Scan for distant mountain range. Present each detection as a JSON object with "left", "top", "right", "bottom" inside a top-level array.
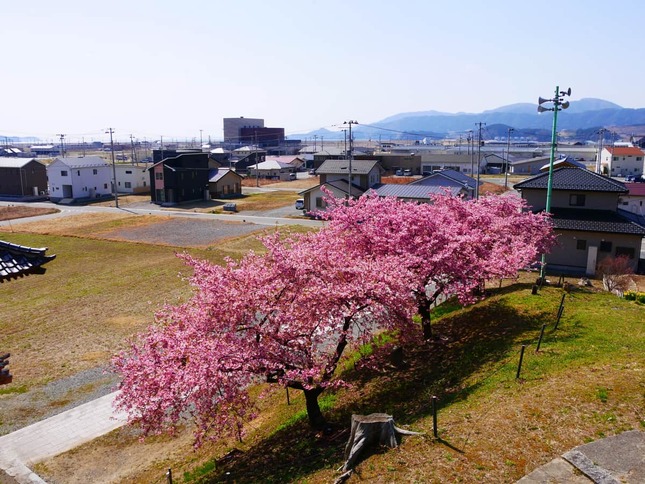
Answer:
[{"left": 295, "top": 98, "right": 645, "bottom": 143}]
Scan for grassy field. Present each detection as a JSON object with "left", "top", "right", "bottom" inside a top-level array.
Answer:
[{"left": 33, "top": 279, "right": 645, "bottom": 483}]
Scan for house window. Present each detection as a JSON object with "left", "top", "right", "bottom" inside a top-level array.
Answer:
[
  {"left": 637, "top": 157, "right": 643, "bottom": 161},
  {"left": 615, "top": 247, "right": 635, "bottom": 259},
  {"left": 125, "top": 170, "right": 132, "bottom": 174},
  {"left": 155, "top": 172, "right": 163, "bottom": 180},
  {"left": 576, "top": 239, "right": 587, "bottom": 250},
  {"left": 93, "top": 169, "right": 98, "bottom": 175},
  {"left": 104, "top": 184, "right": 108, "bottom": 189},
  {"left": 316, "top": 197, "right": 324, "bottom": 208},
  {"left": 61, "top": 170, "right": 68, "bottom": 176},
  {"left": 125, "top": 182, "right": 131, "bottom": 188},
  {"left": 77, "top": 170, "right": 80, "bottom": 176},
  {"left": 569, "top": 194, "right": 586, "bottom": 207},
  {"left": 599, "top": 241, "right": 612, "bottom": 252}
]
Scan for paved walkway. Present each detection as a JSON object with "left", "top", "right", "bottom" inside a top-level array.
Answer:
[
  {"left": 0, "top": 392, "right": 125, "bottom": 484},
  {"left": 518, "top": 430, "right": 645, "bottom": 483}
]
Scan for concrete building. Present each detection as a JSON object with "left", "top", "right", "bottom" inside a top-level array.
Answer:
[
  {"left": 600, "top": 146, "right": 645, "bottom": 177},
  {"left": 223, "top": 117, "right": 264, "bottom": 143}
]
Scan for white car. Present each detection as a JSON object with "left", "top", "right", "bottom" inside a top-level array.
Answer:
[{"left": 295, "top": 199, "right": 305, "bottom": 210}]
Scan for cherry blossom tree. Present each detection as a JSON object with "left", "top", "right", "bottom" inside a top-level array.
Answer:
[
  {"left": 320, "top": 190, "right": 555, "bottom": 339},
  {"left": 113, "top": 230, "right": 418, "bottom": 443}
]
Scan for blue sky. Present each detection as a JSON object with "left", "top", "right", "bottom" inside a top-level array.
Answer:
[{"left": 3, "top": 0, "right": 645, "bottom": 142}]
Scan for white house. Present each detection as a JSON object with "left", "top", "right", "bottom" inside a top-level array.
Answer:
[
  {"left": 47, "top": 156, "right": 112, "bottom": 203},
  {"left": 600, "top": 145, "right": 645, "bottom": 177},
  {"left": 115, "top": 164, "right": 150, "bottom": 194}
]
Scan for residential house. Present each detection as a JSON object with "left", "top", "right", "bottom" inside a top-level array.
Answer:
[
  {"left": 114, "top": 164, "right": 150, "bottom": 194},
  {"left": 618, "top": 183, "right": 645, "bottom": 220},
  {"left": 538, "top": 156, "right": 586, "bottom": 172},
  {"left": 514, "top": 167, "right": 645, "bottom": 275},
  {"left": 0, "top": 157, "right": 48, "bottom": 197},
  {"left": 409, "top": 169, "right": 478, "bottom": 199},
  {"left": 208, "top": 168, "right": 243, "bottom": 199},
  {"left": 247, "top": 159, "right": 296, "bottom": 180},
  {"left": 299, "top": 159, "right": 382, "bottom": 212},
  {"left": 149, "top": 152, "right": 213, "bottom": 205},
  {"left": 369, "top": 183, "right": 463, "bottom": 202},
  {"left": 599, "top": 145, "right": 645, "bottom": 177},
  {"left": 47, "top": 156, "right": 112, "bottom": 203}
]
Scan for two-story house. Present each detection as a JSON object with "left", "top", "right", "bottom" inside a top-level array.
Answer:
[
  {"left": 149, "top": 152, "right": 214, "bottom": 205},
  {"left": 600, "top": 145, "right": 645, "bottom": 178},
  {"left": 514, "top": 167, "right": 645, "bottom": 275},
  {"left": 47, "top": 156, "right": 112, "bottom": 203},
  {"left": 299, "top": 159, "right": 382, "bottom": 212}
]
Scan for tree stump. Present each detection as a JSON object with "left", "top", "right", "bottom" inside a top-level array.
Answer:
[{"left": 341, "top": 413, "right": 422, "bottom": 472}]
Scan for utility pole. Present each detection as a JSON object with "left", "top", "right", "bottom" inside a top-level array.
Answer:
[
  {"left": 313, "top": 135, "right": 318, "bottom": 152},
  {"left": 130, "top": 134, "right": 137, "bottom": 164},
  {"left": 106, "top": 128, "right": 119, "bottom": 208},
  {"left": 57, "top": 134, "right": 65, "bottom": 157},
  {"left": 200, "top": 129, "right": 203, "bottom": 148},
  {"left": 596, "top": 128, "right": 607, "bottom": 174},
  {"left": 475, "top": 122, "right": 485, "bottom": 199},
  {"left": 344, "top": 121, "right": 358, "bottom": 198},
  {"left": 255, "top": 130, "right": 259, "bottom": 187},
  {"left": 504, "top": 127, "right": 514, "bottom": 189},
  {"left": 82, "top": 137, "right": 86, "bottom": 157},
  {"left": 321, "top": 136, "right": 324, "bottom": 152}
]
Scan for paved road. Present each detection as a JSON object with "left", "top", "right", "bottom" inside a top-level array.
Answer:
[
  {"left": 0, "top": 199, "right": 324, "bottom": 230},
  {"left": 0, "top": 392, "right": 125, "bottom": 483}
]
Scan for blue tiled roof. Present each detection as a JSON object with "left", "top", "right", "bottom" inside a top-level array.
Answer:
[
  {"left": 0, "top": 241, "right": 56, "bottom": 281},
  {"left": 514, "top": 167, "right": 627, "bottom": 193}
]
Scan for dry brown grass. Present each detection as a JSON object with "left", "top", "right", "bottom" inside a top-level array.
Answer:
[{"left": 0, "top": 206, "right": 59, "bottom": 221}]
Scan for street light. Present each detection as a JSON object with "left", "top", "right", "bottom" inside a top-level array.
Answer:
[
  {"left": 537, "top": 85, "right": 571, "bottom": 279},
  {"left": 504, "top": 127, "right": 514, "bottom": 189}
]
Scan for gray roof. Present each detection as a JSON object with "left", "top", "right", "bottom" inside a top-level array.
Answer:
[
  {"left": 299, "top": 180, "right": 366, "bottom": 197},
  {"left": 53, "top": 156, "right": 109, "bottom": 168},
  {"left": 208, "top": 168, "right": 241, "bottom": 183},
  {"left": 514, "top": 167, "right": 627, "bottom": 193},
  {"left": 0, "top": 240, "right": 56, "bottom": 280},
  {"left": 550, "top": 208, "right": 645, "bottom": 235},
  {"left": 370, "top": 183, "right": 462, "bottom": 199},
  {"left": 0, "top": 157, "right": 40, "bottom": 169},
  {"left": 412, "top": 169, "right": 477, "bottom": 190},
  {"left": 316, "top": 159, "right": 380, "bottom": 175}
]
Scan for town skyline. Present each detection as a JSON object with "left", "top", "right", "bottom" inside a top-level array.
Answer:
[{"left": 3, "top": 0, "right": 645, "bottom": 141}]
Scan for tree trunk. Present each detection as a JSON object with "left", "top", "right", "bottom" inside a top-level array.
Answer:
[
  {"left": 418, "top": 297, "right": 433, "bottom": 340},
  {"left": 341, "top": 414, "right": 422, "bottom": 471},
  {"left": 303, "top": 387, "right": 326, "bottom": 429}
]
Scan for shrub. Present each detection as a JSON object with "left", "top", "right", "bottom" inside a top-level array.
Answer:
[{"left": 597, "top": 256, "right": 634, "bottom": 293}]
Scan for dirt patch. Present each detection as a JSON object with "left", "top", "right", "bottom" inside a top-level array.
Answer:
[
  {"left": 0, "top": 206, "right": 59, "bottom": 221},
  {"left": 101, "top": 217, "right": 265, "bottom": 248}
]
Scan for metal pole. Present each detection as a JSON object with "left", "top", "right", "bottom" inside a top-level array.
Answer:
[
  {"left": 166, "top": 468, "right": 172, "bottom": 484},
  {"left": 516, "top": 345, "right": 526, "bottom": 379},
  {"left": 431, "top": 395, "right": 438, "bottom": 438},
  {"left": 286, "top": 387, "right": 290, "bottom": 405},
  {"left": 348, "top": 123, "right": 352, "bottom": 199},
  {"left": 540, "top": 86, "right": 560, "bottom": 280},
  {"left": 536, "top": 324, "right": 547, "bottom": 352}
]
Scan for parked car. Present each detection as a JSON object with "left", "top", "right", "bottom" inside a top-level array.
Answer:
[
  {"left": 395, "top": 169, "right": 403, "bottom": 176},
  {"left": 625, "top": 175, "right": 636, "bottom": 182},
  {"left": 295, "top": 199, "right": 305, "bottom": 210},
  {"left": 403, "top": 169, "right": 412, "bottom": 176},
  {"left": 309, "top": 169, "right": 316, "bottom": 175},
  {"left": 289, "top": 173, "right": 297, "bottom": 180}
]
